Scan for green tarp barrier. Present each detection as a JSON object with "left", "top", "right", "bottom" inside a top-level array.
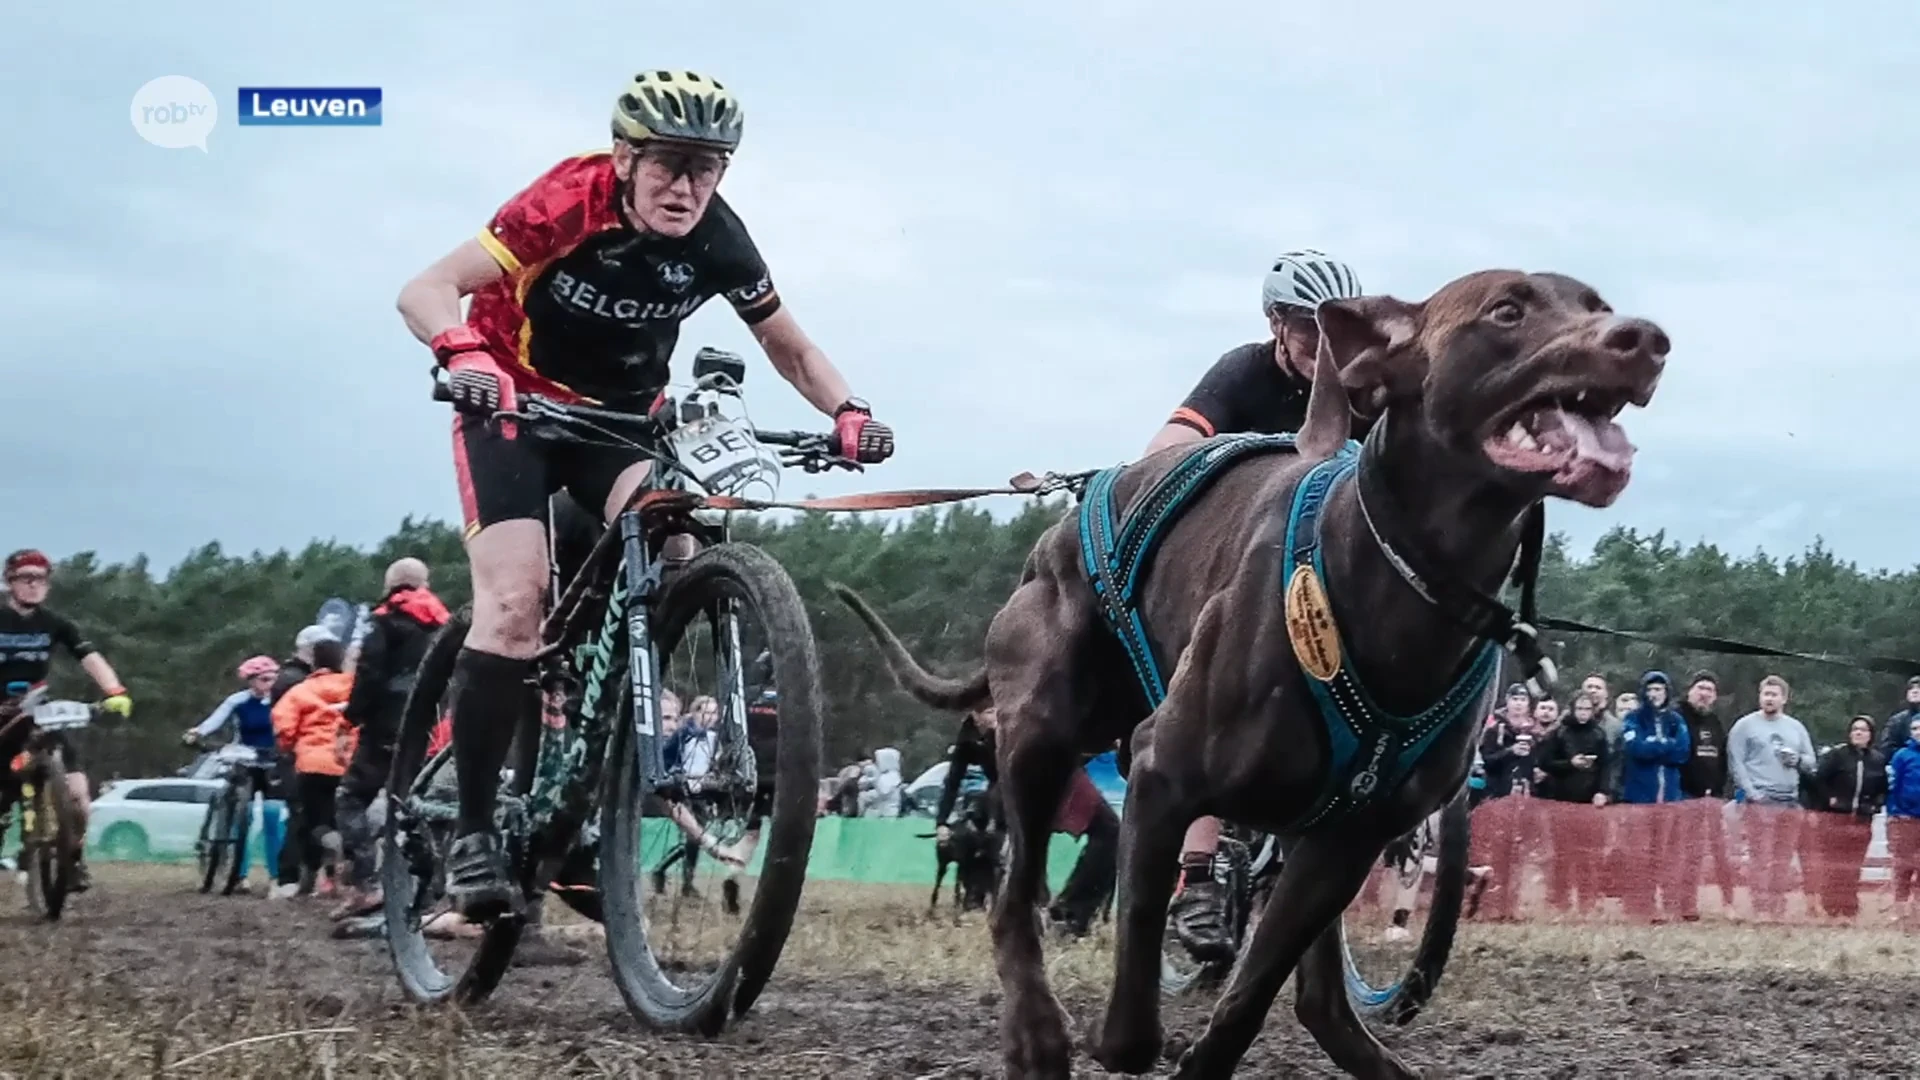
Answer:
[{"left": 84, "top": 815, "right": 1088, "bottom": 890}]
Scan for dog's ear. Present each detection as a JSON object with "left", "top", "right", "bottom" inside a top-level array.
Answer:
[{"left": 1296, "top": 295, "right": 1424, "bottom": 460}]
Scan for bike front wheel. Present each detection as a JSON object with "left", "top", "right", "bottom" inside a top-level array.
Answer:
[
  {"left": 600, "top": 542, "right": 824, "bottom": 1034},
  {"left": 26, "top": 757, "right": 79, "bottom": 921},
  {"left": 1339, "top": 785, "right": 1471, "bottom": 1026}
]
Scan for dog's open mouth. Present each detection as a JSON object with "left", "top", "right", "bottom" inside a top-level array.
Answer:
[{"left": 1482, "top": 387, "right": 1637, "bottom": 507}]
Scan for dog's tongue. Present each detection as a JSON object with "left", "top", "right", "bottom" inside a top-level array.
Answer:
[{"left": 1533, "top": 407, "right": 1634, "bottom": 473}]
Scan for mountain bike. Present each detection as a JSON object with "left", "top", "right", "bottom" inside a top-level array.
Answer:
[
  {"left": 0, "top": 691, "right": 96, "bottom": 921},
  {"left": 384, "top": 348, "right": 844, "bottom": 1034},
  {"left": 190, "top": 741, "right": 267, "bottom": 896},
  {"left": 1160, "top": 786, "right": 1471, "bottom": 1025}
]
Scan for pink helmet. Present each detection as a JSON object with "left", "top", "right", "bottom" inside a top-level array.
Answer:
[{"left": 237, "top": 655, "right": 280, "bottom": 680}]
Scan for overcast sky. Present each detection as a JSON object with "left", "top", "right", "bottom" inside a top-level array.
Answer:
[{"left": 4, "top": 2, "right": 1915, "bottom": 575}]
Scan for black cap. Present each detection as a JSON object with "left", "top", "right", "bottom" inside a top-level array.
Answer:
[
  {"left": 1907, "top": 676, "right": 1920, "bottom": 689},
  {"left": 1505, "top": 682, "right": 1530, "bottom": 699},
  {"left": 1687, "top": 669, "right": 1719, "bottom": 689}
]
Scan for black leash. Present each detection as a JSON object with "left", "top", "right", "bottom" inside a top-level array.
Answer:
[
  {"left": 1349, "top": 416, "right": 1920, "bottom": 681},
  {"left": 1534, "top": 617, "right": 1920, "bottom": 679}
]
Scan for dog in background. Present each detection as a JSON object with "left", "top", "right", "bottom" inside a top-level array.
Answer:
[{"left": 928, "top": 788, "right": 1003, "bottom": 922}]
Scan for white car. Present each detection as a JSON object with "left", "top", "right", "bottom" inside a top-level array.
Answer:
[{"left": 86, "top": 777, "right": 227, "bottom": 861}]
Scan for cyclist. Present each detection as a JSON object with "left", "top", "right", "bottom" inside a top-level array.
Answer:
[
  {"left": 0, "top": 549, "right": 133, "bottom": 892},
  {"left": 395, "top": 68, "right": 896, "bottom": 918},
  {"left": 184, "top": 656, "right": 288, "bottom": 894},
  {"left": 1146, "top": 250, "right": 1366, "bottom": 964}
]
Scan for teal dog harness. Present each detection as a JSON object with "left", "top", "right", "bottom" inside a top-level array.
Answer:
[{"left": 1078, "top": 435, "right": 1499, "bottom": 829}]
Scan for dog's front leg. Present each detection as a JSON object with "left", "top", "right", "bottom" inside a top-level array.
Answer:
[
  {"left": 1086, "top": 728, "right": 1185, "bottom": 1074},
  {"left": 1172, "top": 832, "right": 1381, "bottom": 1080}
]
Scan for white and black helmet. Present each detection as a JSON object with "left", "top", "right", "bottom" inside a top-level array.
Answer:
[{"left": 1261, "top": 250, "right": 1362, "bottom": 315}]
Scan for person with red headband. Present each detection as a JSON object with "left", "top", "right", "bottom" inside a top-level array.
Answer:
[{"left": 1, "top": 549, "right": 133, "bottom": 892}]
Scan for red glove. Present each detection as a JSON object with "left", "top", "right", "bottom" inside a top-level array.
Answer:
[
  {"left": 431, "top": 326, "right": 515, "bottom": 416},
  {"left": 834, "top": 401, "right": 894, "bottom": 464}
]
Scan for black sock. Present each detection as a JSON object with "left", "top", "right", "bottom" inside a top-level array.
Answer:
[
  {"left": 450, "top": 648, "right": 533, "bottom": 837},
  {"left": 1180, "top": 851, "right": 1213, "bottom": 888}
]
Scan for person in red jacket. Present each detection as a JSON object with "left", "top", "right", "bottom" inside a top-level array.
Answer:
[
  {"left": 272, "top": 639, "right": 353, "bottom": 894},
  {"left": 332, "top": 559, "right": 452, "bottom": 919}
]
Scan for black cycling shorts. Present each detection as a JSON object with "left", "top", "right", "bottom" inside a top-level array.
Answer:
[{"left": 450, "top": 411, "right": 652, "bottom": 538}]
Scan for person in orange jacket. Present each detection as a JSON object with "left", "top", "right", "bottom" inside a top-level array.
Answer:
[{"left": 272, "top": 638, "right": 354, "bottom": 894}]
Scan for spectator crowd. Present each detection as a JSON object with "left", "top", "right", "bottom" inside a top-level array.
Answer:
[{"left": 1468, "top": 669, "right": 1920, "bottom": 924}]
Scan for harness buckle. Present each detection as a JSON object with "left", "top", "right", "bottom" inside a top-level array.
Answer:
[{"left": 1504, "top": 621, "right": 1559, "bottom": 695}]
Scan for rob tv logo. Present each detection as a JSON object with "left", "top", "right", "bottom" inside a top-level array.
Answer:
[{"left": 238, "top": 86, "right": 382, "bottom": 126}]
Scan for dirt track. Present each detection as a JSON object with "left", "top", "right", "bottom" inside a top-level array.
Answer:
[{"left": 2, "top": 866, "right": 1917, "bottom": 1078}]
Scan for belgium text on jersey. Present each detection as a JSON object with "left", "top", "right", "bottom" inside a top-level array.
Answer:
[{"left": 236, "top": 87, "right": 382, "bottom": 126}]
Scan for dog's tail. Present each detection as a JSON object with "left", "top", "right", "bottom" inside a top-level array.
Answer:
[{"left": 828, "top": 582, "right": 992, "bottom": 713}]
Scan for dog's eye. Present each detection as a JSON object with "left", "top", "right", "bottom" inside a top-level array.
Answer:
[{"left": 1488, "top": 301, "right": 1524, "bottom": 326}]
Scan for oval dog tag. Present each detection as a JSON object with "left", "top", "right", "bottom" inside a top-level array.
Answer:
[{"left": 1285, "top": 565, "right": 1343, "bottom": 682}]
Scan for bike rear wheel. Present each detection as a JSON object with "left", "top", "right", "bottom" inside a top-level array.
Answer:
[
  {"left": 26, "top": 757, "right": 79, "bottom": 921},
  {"left": 382, "top": 612, "right": 527, "bottom": 1006},
  {"left": 601, "top": 543, "right": 823, "bottom": 1033},
  {"left": 1339, "top": 786, "right": 1470, "bottom": 1025}
]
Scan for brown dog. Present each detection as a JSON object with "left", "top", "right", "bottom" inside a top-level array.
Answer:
[{"left": 835, "top": 270, "right": 1667, "bottom": 1078}]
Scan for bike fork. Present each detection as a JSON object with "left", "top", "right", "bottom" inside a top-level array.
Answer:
[{"left": 619, "top": 513, "right": 667, "bottom": 790}]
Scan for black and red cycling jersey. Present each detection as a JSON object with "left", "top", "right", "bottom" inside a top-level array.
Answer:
[
  {"left": 467, "top": 151, "right": 783, "bottom": 410},
  {"left": 0, "top": 605, "right": 93, "bottom": 696},
  {"left": 1166, "top": 340, "right": 1312, "bottom": 438}
]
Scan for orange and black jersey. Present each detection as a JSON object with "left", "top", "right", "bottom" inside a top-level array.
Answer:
[
  {"left": 467, "top": 152, "right": 782, "bottom": 409},
  {"left": 1166, "top": 340, "right": 1316, "bottom": 438}
]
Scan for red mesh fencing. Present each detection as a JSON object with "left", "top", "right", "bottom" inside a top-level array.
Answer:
[{"left": 1461, "top": 797, "right": 1920, "bottom": 926}]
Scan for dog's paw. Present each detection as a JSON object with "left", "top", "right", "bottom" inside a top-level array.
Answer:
[
  {"left": 1084, "top": 1014, "right": 1163, "bottom": 1075},
  {"left": 1000, "top": 995, "right": 1074, "bottom": 1079}
]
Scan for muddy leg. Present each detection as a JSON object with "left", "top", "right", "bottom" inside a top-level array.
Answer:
[
  {"left": 992, "top": 719, "right": 1079, "bottom": 1079},
  {"left": 1294, "top": 926, "right": 1419, "bottom": 1080},
  {"left": 1171, "top": 832, "right": 1382, "bottom": 1080},
  {"left": 1086, "top": 733, "right": 1186, "bottom": 1074}
]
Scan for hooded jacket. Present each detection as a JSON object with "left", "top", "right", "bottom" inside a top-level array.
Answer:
[
  {"left": 1888, "top": 739, "right": 1920, "bottom": 819},
  {"left": 859, "top": 747, "right": 904, "bottom": 817},
  {"left": 273, "top": 669, "right": 355, "bottom": 777},
  {"left": 1620, "top": 671, "right": 1691, "bottom": 804},
  {"left": 1815, "top": 742, "right": 1888, "bottom": 818},
  {"left": 343, "top": 586, "right": 451, "bottom": 739}
]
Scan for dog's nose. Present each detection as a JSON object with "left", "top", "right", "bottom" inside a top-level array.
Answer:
[{"left": 1599, "top": 317, "right": 1670, "bottom": 362}]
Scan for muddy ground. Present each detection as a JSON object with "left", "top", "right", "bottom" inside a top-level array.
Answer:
[{"left": 1, "top": 866, "right": 1917, "bottom": 1078}]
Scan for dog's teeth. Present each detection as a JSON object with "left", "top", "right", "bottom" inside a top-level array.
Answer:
[
  {"left": 1506, "top": 422, "right": 1538, "bottom": 451},
  {"left": 1575, "top": 390, "right": 1588, "bottom": 405}
]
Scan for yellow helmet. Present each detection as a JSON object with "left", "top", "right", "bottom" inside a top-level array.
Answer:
[{"left": 612, "top": 70, "right": 744, "bottom": 151}]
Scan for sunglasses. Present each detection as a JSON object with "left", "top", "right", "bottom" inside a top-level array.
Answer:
[
  {"left": 634, "top": 146, "right": 727, "bottom": 184},
  {"left": 6, "top": 573, "right": 49, "bottom": 586}
]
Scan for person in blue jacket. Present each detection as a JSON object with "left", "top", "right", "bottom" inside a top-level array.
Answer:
[
  {"left": 1620, "top": 671, "right": 1692, "bottom": 804},
  {"left": 1886, "top": 716, "right": 1920, "bottom": 920},
  {"left": 1618, "top": 671, "right": 1696, "bottom": 919}
]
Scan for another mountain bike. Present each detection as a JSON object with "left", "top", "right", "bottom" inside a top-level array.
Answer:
[
  {"left": 1161, "top": 786, "right": 1471, "bottom": 1026},
  {"left": 191, "top": 741, "right": 265, "bottom": 896},
  {"left": 384, "top": 348, "right": 843, "bottom": 1034},
  {"left": 1, "top": 692, "right": 96, "bottom": 921}
]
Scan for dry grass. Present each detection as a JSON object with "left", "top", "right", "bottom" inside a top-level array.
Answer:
[{"left": 0, "top": 866, "right": 1915, "bottom": 1078}]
